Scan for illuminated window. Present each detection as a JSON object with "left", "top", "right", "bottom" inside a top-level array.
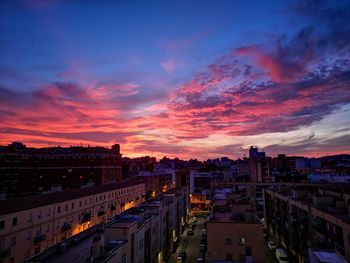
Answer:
[{"left": 239, "top": 236, "right": 246, "bottom": 245}]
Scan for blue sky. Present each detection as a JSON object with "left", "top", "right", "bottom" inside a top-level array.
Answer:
[{"left": 0, "top": 0, "right": 349, "bottom": 159}]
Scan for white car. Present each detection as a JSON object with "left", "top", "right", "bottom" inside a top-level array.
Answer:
[
  {"left": 267, "top": 240, "right": 277, "bottom": 250},
  {"left": 275, "top": 248, "right": 289, "bottom": 263}
]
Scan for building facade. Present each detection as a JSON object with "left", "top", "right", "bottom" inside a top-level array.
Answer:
[
  {"left": 137, "top": 171, "right": 173, "bottom": 197},
  {"left": 0, "top": 181, "right": 145, "bottom": 263},
  {"left": 207, "top": 190, "right": 265, "bottom": 263},
  {"left": 264, "top": 187, "right": 350, "bottom": 262},
  {"left": 104, "top": 187, "right": 189, "bottom": 263},
  {"left": 0, "top": 142, "right": 123, "bottom": 199}
]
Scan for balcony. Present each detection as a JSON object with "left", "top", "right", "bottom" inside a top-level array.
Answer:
[
  {"left": 110, "top": 205, "right": 116, "bottom": 211},
  {"left": 81, "top": 212, "right": 91, "bottom": 223},
  {"left": 33, "top": 234, "right": 46, "bottom": 244},
  {"left": 61, "top": 222, "right": 72, "bottom": 232},
  {"left": 98, "top": 210, "right": 105, "bottom": 217}
]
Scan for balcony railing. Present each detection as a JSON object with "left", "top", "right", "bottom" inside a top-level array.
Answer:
[
  {"left": 61, "top": 222, "right": 72, "bottom": 232},
  {"left": 33, "top": 234, "right": 46, "bottom": 244},
  {"left": 81, "top": 212, "right": 91, "bottom": 223}
]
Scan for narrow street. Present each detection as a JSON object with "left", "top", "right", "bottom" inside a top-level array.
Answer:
[{"left": 167, "top": 217, "right": 205, "bottom": 263}]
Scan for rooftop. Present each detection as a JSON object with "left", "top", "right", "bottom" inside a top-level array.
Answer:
[
  {"left": 0, "top": 180, "right": 143, "bottom": 216},
  {"left": 311, "top": 249, "right": 348, "bottom": 263},
  {"left": 266, "top": 186, "right": 350, "bottom": 223}
]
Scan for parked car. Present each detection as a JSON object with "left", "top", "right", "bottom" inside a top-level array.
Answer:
[
  {"left": 199, "top": 243, "right": 207, "bottom": 253},
  {"left": 177, "top": 256, "right": 184, "bottom": 263},
  {"left": 201, "top": 229, "right": 207, "bottom": 238},
  {"left": 197, "top": 257, "right": 204, "bottom": 262},
  {"left": 275, "top": 248, "right": 289, "bottom": 263},
  {"left": 268, "top": 240, "right": 277, "bottom": 250},
  {"left": 187, "top": 229, "right": 194, "bottom": 236},
  {"left": 178, "top": 250, "right": 187, "bottom": 260}
]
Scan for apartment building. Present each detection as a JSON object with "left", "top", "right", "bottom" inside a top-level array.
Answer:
[
  {"left": 105, "top": 187, "right": 189, "bottom": 263},
  {"left": 264, "top": 186, "right": 350, "bottom": 262},
  {"left": 207, "top": 190, "right": 265, "bottom": 263},
  {"left": 0, "top": 181, "right": 145, "bottom": 263},
  {"left": 0, "top": 142, "right": 123, "bottom": 199},
  {"left": 29, "top": 186, "right": 189, "bottom": 263},
  {"left": 137, "top": 171, "right": 173, "bottom": 196}
]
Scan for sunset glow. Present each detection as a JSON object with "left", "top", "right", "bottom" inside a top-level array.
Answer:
[{"left": 1, "top": 0, "right": 349, "bottom": 159}]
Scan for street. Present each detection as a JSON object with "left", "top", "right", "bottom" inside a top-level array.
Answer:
[{"left": 167, "top": 217, "right": 205, "bottom": 263}]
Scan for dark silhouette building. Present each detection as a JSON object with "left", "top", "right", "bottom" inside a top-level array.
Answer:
[{"left": 0, "top": 142, "right": 122, "bottom": 199}]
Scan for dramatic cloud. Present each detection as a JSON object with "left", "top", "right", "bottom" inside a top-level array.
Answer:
[{"left": 1, "top": 0, "right": 349, "bottom": 159}]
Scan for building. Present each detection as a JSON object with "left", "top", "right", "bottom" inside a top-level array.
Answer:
[
  {"left": 0, "top": 181, "right": 145, "bottom": 263},
  {"left": 207, "top": 189, "right": 265, "bottom": 263},
  {"left": 190, "top": 171, "right": 214, "bottom": 195},
  {"left": 105, "top": 187, "right": 189, "bottom": 263},
  {"left": 0, "top": 142, "right": 123, "bottom": 199},
  {"left": 137, "top": 171, "right": 173, "bottom": 197},
  {"left": 175, "top": 169, "right": 190, "bottom": 188},
  {"left": 249, "top": 146, "right": 271, "bottom": 182},
  {"left": 236, "top": 158, "right": 250, "bottom": 181},
  {"left": 264, "top": 185, "right": 350, "bottom": 262},
  {"left": 30, "top": 187, "right": 189, "bottom": 263},
  {"left": 190, "top": 193, "right": 210, "bottom": 210}
]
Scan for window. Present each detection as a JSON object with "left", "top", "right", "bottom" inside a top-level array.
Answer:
[
  {"left": 57, "top": 206, "right": 61, "bottom": 213},
  {"left": 0, "top": 220, "right": 5, "bottom": 230},
  {"left": 12, "top": 217, "right": 17, "bottom": 226},
  {"left": 71, "top": 203, "right": 75, "bottom": 209},
  {"left": 28, "top": 213, "right": 32, "bottom": 222},
  {"left": 225, "top": 236, "right": 232, "bottom": 245},
  {"left": 46, "top": 225, "right": 50, "bottom": 233},
  {"left": 10, "top": 236, "right": 16, "bottom": 246},
  {"left": 38, "top": 211, "right": 42, "bottom": 219},
  {"left": 79, "top": 201, "right": 82, "bottom": 207},
  {"left": 65, "top": 204, "right": 68, "bottom": 211},
  {"left": 85, "top": 200, "right": 87, "bottom": 205},
  {"left": 47, "top": 208, "right": 51, "bottom": 216},
  {"left": 121, "top": 254, "right": 127, "bottom": 263},
  {"left": 239, "top": 236, "right": 246, "bottom": 245}
]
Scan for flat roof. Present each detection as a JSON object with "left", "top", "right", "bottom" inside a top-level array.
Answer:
[
  {"left": 47, "top": 233, "right": 100, "bottom": 263},
  {"left": 312, "top": 250, "right": 346, "bottom": 263},
  {"left": 0, "top": 180, "right": 144, "bottom": 216}
]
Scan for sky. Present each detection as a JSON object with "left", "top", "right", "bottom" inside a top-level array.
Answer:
[{"left": 0, "top": 0, "right": 349, "bottom": 160}]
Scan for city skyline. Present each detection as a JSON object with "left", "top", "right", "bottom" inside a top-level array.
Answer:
[{"left": 1, "top": 0, "right": 350, "bottom": 160}]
